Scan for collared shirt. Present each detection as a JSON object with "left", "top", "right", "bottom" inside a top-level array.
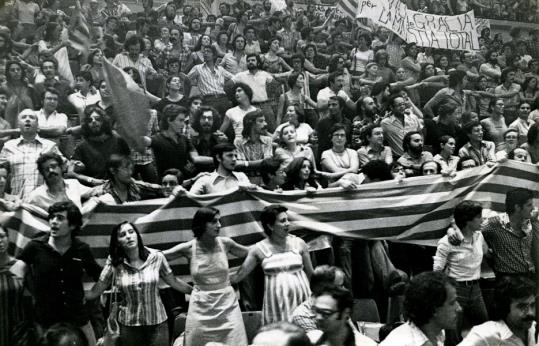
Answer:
[
  {"left": 397, "top": 151, "right": 434, "bottom": 176},
  {"left": 433, "top": 154, "right": 459, "bottom": 175},
  {"left": 357, "top": 145, "right": 393, "bottom": 167},
  {"left": 232, "top": 70, "right": 274, "bottom": 102},
  {"left": 458, "top": 141, "right": 496, "bottom": 166},
  {"left": 67, "top": 91, "right": 101, "bottom": 118},
  {"left": 482, "top": 213, "right": 535, "bottom": 275},
  {"left": 381, "top": 113, "right": 423, "bottom": 157},
  {"left": 425, "top": 87, "right": 465, "bottom": 113},
  {"left": 460, "top": 320, "right": 538, "bottom": 346},
  {"left": 189, "top": 171, "right": 250, "bottom": 195},
  {"left": 112, "top": 53, "right": 156, "bottom": 89},
  {"left": 26, "top": 179, "right": 94, "bottom": 211},
  {"left": 220, "top": 52, "right": 247, "bottom": 75},
  {"left": 98, "top": 250, "right": 172, "bottom": 326},
  {"left": 236, "top": 136, "right": 273, "bottom": 162},
  {"left": 494, "top": 83, "right": 521, "bottom": 109},
  {"left": 433, "top": 232, "right": 485, "bottom": 281},
  {"left": 187, "top": 63, "right": 234, "bottom": 96},
  {"left": 380, "top": 321, "right": 445, "bottom": 346},
  {"left": 316, "top": 87, "right": 351, "bottom": 120},
  {"left": 18, "top": 236, "right": 102, "bottom": 327},
  {"left": 35, "top": 109, "right": 68, "bottom": 144},
  {"left": 88, "top": 179, "right": 164, "bottom": 204},
  {"left": 509, "top": 117, "right": 532, "bottom": 146},
  {"left": 290, "top": 298, "right": 316, "bottom": 332},
  {"left": 0, "top": 135, "right": 63, "bottom": 198}
]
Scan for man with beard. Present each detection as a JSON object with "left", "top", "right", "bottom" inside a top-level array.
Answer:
[
  {"left": 0, "top": 109, "right": 63, "bottom": 198},
  {"left": 458, "top": 121, "right": 496, "bottom": 166},
  {"left": 316, "top": 72, "right": 356, "bottom": 121},
  {"left": 381, "top": 94, "right": 423, "bottom": 157},
  {"left": 33, "top": 58, "right": 74, "bottom": 114},
  {"left": 72, "top": 106, "right": 131, "bottom": 180},
  {"left": 169, "top": 28, "right": 192, "bottom": 72},
  {"left": 232, "top": 54, "right": 277, "bottom": 132},
  {"left": 26, "top": 152, "right": 94, "bottom": 213},
  {"left": 459, "top": 276, "right": 536, "bottom": 345},
  {"left": 397, "top": 131, "right": 433, "bottom": 177},
  {"left": 380, "top": 272, "right": 461, "bottom": 346},
  {"left": 191, "top": 105, "right": 228, "bottom": 159},
  {"left": 479, "top": 50, "right": 502, "bottom": 88},
  {"left": 235, "top": 110, "right": 273, "bottom": 185},
  {"left": 351, "top": 96, "right": 381, "bottom": 149}
]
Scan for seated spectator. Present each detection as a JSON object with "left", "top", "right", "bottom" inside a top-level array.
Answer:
[
  {"left": 494, "top": 68, "right": 521, "bottom": 125},
  {"left": 521, "top": 123, "right": 539, "bottom": 163},
  {"left": 495, "top": 128, "right": 519, "bottom": 161},
  {"left": 458, "top": 121, "right": 496, "bottom": 167},
  {"left": 38, "top": 323, "right": 89, "bottom": 346},
  {"left": 282, "top": 157, "right": 321, "bottom": 191},
  {"left": 380, "top": 271, "right": 461, "bottom": 345},
  {"left": 357, "top": 124, "right": 392, "bottom": 168},
  {"left": 424, "top": 102, "right": 461, "bottom": 154},
  {"left": 72, "top": 106, "right": 130, "bottom": 180},
  {"left": 433, "top": 135, "right": 459, "bottom": 177},
  {"left": 68, "top": 72, "right": 101, "bottom": 121},
  {"left": 317, "top": 96, "right": 353, "bottom": 158},
  {"left": 509, "top": 102, "right": 533, "bottom": 145},
  {"left": 274, "top": 123, "right": 316, "bottom": 171},
  {"left": 252, "top": 322, "right": 312, "bottom": 346},
  {"left": 310, "top": 286, "right": 377, "bottom": 345},
  {"left": 0, "top": 162, "right": 19, "bottom": 212},
  {"left": 457, "top": 156, "right": 478, "bottom": 170},
  {"left": 320, "top": 124, "right": 359, "bottom": 183},
  {"left": 397, "top": 131, "right": 434, "bottom": 177},
  {"left": 459, "top": 276, "right": 536, "bottom": 345},
  {"left": 273, "top": 105, "right": 314, "bottom": 146},
  {"left": 88, "top": 154, "right": 165, "bottom": 204},
  {"left": 507, "top": 147, "right": 531, "bottom": 162},
  {"left": 420, "top": 160, "right": 441, "bottom": 176},
  {"left": 190, "top": 105, "right": 228, "bottom": 160},
  {"left": 35, "top": 87, "right": 68, "bottom": 146}
]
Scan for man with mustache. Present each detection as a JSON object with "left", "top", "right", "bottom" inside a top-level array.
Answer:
[
  {"left": 397, "top": 131, "right": 433, "bottom": 177},
  {"left": 459, "top": 276, "right": 536, "bottom": 345},
  {"left": 479, "top": 50, "right": 502, "bottom": 88},
  {"left": 458, "top": 121, "right": 496, "bottom": 166},
  {"left": 26, "top": 152, "right": 95, "bottom": 213}
]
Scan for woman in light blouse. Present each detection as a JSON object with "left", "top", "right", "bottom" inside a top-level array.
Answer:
[
  {"left": 86, "top": 222, "right": 192, "bottom": 346},
  {"left": 320, "top": 123, "right": 359, "bottom": 183},
  {"left": 433, "top": 135, "right": 459, "bottom": 176},
  {"left": 433, "top": 201, "right": 489, "bottom": 342}
]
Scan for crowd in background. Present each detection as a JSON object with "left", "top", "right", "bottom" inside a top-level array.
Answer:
[{"left": 0, "top": 0, "right": 539, "bottom": 344}]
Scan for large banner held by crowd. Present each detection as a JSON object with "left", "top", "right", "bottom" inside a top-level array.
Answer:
[
  {"left": 3, "top": 162, "right": 538, "bottom": 277},
  {"left": 357, "top": 0, "right": 480, "bottom": 50}
]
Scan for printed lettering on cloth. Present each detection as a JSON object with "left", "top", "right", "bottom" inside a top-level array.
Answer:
[
  {"left": 357, "top": 0, "right": 480, "bottom": 50},
  {"left": 4, "top": 162, "right": 539, "bottom": 279},
  {"left": 102, "top": 57, "right": 150, "bottom": 153}
]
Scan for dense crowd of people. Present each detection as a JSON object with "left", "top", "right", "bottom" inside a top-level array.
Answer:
[{"left": 0, "top": 0, "right": 539, "bottom": 345}]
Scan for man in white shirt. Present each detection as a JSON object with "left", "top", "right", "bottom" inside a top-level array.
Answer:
[
  {"left": 380, "top": 271, "right": 461, "bottom": 346},
  {"left": 67, "top": 71, "right": 101, "bottom": 121},
  {"left": 459, "top": 276, "right": 536, "bottom": 346},
  {"left": 35, "top": 88, "right": 68, "bottom": 145},
  {"left": 189, "top": 142, "right": 252, "bottom": 195}
]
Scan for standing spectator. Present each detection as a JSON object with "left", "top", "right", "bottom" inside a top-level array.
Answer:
[
  {"left": 112, "top": 36, "right": 157, "bottom": 91},
  {"left": 235, "top": 110, "right": 273, "bottom": 185},
  {"left": 521, "top": 123, "right": 539, "bottom": 163},
  {"left": 316, "top": 72, "right": 355, "bottom": 121},
  {"left": 509, "top": 102, "right": 533, "bottom": 145},
  {"left": 433, "top": 201, "right": 489, "bottom": 341},
  {"left": 424, "top": 70, "right": 469, "bottom": 119},
  {"left": 220, "top": 83, "right": 257, "bottom": 145},
  {"left": 0, "top": 109, "right": 63, "bottom": 198},
  {"left": 349, "top": 32, "right": 374, "bottom": 78},
  {"left": 232, "top": 204, "right": 313, "bottom": 324},
  {"left": 380, "top": 271, "right": 461, "bottom": 346},
  {"left": 86, "top": 221, "right": 192, "bottom": 346},
  {"left": 35, "top": 88, "right": 68, "bottom": 146},
  {"left": 17, "top": 202, "right": 102, "bottom": 345},
  {"left": 494, "top": 68, "right": 522, "bottom": 125},
  {"left": 317, "top": 97, "right": 352, "bottom": 157},
  {"left": 519, "top": 76, "right": 539, "bottom": 104},
  {"left": 401, "top": 42, "right": 421, "bottom": 82},
  {"left": 13, "top": 0, "right": 40, "bottom": 42},
  {"left": 3, "top": 61, "right": 39, "bottom": 128},
  {"left": 275, "top": 73, "right": 316, "bottom": 127},
  {"left": 479, "top": 50, "right": 502, "bottom": 88},
  {"left": 424, "top": 102, "right": 461, "bottom": 154},
  {"left": 458, "top": 121, "right": 496, "bottom": 166},
  {"left": 33, "top": 58, "right": 73, "bottom": 115},
  {"left": 220, "top": 34, "right": 247, "bottom": 75},
  {"left": 381, "top": 94, "right": 423, "bottom": 157},
  {"left": 163, "top": 207, "right": 249, "bottom": 346},
  {"left": 67, "top": 72, "right": 101, "bottom": 121},
  {"left": 187, "top": 45, "right": 234, "bottom": 118},
  {"left": 481, "top": 98, "right": 508, "bottom": 151}
]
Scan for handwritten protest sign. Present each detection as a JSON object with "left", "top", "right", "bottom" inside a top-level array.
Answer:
[{"left": 357, "top": 0, "right": 480, "bottom": 50}]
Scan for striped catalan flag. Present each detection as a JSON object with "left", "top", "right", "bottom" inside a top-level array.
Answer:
[
  {"left": 337, "top": 0, "right": 359, "bottom": 19},
  {"left": 3, "top": 161, "right": 539, "bottom": 279}
]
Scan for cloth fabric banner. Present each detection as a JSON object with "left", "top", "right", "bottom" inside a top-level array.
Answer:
[
  {"left": 357, "top": 0, "right": 480, "bottom": 50},
  {"left": 102, "top": 57, "right": 150, "bottom": 153},
  {"left": 53, "top": 47, "right": 74, "bottom": 84},
  {"left": 3, "top": 162, "right": 538, "bottom": 278},
  {"left": 337, "top": 0, "right": 359, "bottom": 19}
]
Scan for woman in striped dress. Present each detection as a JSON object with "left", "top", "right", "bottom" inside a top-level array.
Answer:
[{"left": 232, "top": 205, "right": 313, "bottom": 324}]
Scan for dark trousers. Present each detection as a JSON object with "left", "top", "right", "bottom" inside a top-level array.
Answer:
[{"left": 119, "top": 321, "right": 168, "bottom": 346}]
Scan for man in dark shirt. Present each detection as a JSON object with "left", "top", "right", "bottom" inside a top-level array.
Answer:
[
  {"left": 424, "top": 101, "right": 461, "bottom": 154},
  {"left": 72, "top": 105, "right": 131, "bottom": 179},
  {"left": 316, "top": 96, "right": 352, "bottom": 161},
  {"left": 17, "top": 201, "right": 101, "bottom": 345}
]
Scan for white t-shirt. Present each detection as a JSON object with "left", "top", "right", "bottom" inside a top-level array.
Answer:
[
  {"left": 273, "top": 122, "right": 313, "bottom": 145},
  {"left": 224, "top": 105, "right": 258, "bottom": 142}
]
